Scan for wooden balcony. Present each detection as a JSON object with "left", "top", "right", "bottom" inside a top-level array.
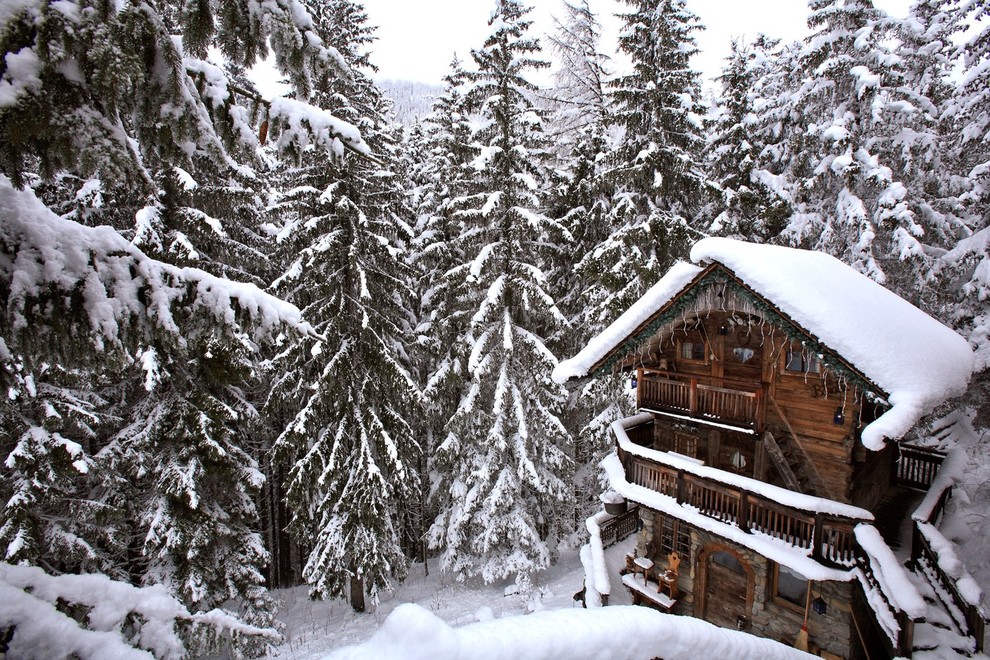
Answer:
[
  {"left": 617, "top": 442, "right": 865, "bottom": 566},
  {"left": 636, "top": 370, "right": 765, "bottom": 433}
]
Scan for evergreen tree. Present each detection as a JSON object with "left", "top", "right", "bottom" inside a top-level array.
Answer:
[
  {"left": 267, "top": 0, "right": 420, "bottom": 610},
  {"left": 427, "top": 0, "right": 573, "bottom": 590},
  {"left": 576, "top": 0, "right": 710, "bottom": 329},
  {"left": 0, "top": 0, "right": 366, "bottom": 645},
  {"left": 705, "top": 38, "right": 791, "bottom": 242},
  {"left": 784, "top": 0, "right": 948, "bottom": 298}
]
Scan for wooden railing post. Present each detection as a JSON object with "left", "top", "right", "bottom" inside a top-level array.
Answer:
[
  {"left": 688, "top": 378, "right": 698, "bottom": 416},
  {"left": 676, "top": 469, "right": 686, "bottom": 505},
  {"left": 812, "top": 513, "right": 824, "bottom": 562},
  {"left": 739, "top": 490, "right": 750, "bottom": 533},
  {"left": 897, "top": 609, "right": 915, "bottom": 658},
  {"left": 636, "top": 367, "right": 643, "bottom": 409},
  {"left": 754, "top": 388, "right": 765, "bottom": 433}
]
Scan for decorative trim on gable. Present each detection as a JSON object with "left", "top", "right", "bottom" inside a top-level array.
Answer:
[{"left": 587, "top": 264, "right": 888, "bottom": 403}]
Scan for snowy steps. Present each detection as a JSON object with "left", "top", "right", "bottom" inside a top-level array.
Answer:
[{"left": 906, "top": 560, "right": 979, "bottom": 657}]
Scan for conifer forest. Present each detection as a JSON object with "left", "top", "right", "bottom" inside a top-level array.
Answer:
[{"left": 1, "top": 0, "right": 990, "bottom": 656}]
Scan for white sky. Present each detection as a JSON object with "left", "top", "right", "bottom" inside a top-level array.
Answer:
[{"left": 360, "top": 0, "right": 912, "bottom": 87}]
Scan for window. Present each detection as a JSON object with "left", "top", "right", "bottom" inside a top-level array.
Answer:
[
  {"left": 772, "top": 564, "right": 808, "bottom": 608},
  {"left": 655, "top": 513, "right": 691, "bottom": 559},
  {"left": 673, "top": 432, "right": 698, "bottom": 458},
  {"left": 712, "top": 550, "right": 744, "bottom": 573},
  {"left": 680, "top": 341, "right": 706, "bottom": 361},
  {"left": 785, "top": 350, "right": 821, "bottom": 374}
]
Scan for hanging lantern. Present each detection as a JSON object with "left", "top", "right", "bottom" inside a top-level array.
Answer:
[
  {"left": 833, "top": 407, "right": 845, "bottom": 425},
  {"left": 812, "top": 596, "right": 828, "bottom": 615},
  {"left": 630, "top": 374, "right": 638, "bottom": 389}
]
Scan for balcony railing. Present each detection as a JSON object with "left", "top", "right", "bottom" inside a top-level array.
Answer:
[
  {"left": 612, "top": 414, "right": 928, "bottom": 656},
  {"left": 621, "top": 448, "right": 861, "bottom": 565},
  {"left": 636, "top": 370, "right": 764, "bottom": 432}
]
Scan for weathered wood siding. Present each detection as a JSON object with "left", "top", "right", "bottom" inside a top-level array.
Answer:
[{"left": 626, "top": 309, "right": 870, "bottom": 503}]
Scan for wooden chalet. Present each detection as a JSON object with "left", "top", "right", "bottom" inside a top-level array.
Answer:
[{"left": 556, "top": 238, "right": 983, "bottom": 659}]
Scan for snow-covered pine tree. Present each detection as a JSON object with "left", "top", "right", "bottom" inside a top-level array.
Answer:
[
  {"left": 267, "top": 0, "right": 420, "bottom": 611},
  {"left": 0, "top": 0, "right": 367, "bottom": 646},
  {"left": 427, "top": 0, "right": 573, "bottom": 591},
  {"left": 705, "top": 38, "right": 792, "bottom": 242},
  {"left": 541, "top": 0, "right": 628, "bottom": 530},
  {"left": 784, "top": 0, "right": 949, "bottom": 299},
  {"left": 953, "top": 0, "right": 990, "bottom": 219},
  {"left": 543, "top": 0, "right": 612, "bottom": 167},
  {"left": 576, "top": 0, "right": 711, "bottom": 329},
  {"left": 405, "top": 58, "right": 481, "bottom": 572},
  {"left": 933, "top": 1, "right": 990, "bottom": 376}
]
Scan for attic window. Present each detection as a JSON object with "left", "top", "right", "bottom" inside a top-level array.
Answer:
[
  {"left": 785, "top": 350, "right": 821, "bottom": 374},
  {"left": 679, "top": 341, "right": 706, "bottom": 362}
]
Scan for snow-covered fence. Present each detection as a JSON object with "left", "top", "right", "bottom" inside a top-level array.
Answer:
[
  {"left": 583, "top": 506, "right": 639, "bottom": 608},
  {"left": 909, "top": 448, "right": 987, "bottom": 653},
  {"left": 852, "top": 525, "right": 927, "bottom": 656}
]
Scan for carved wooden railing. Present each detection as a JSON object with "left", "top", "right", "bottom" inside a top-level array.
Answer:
[
  {"left": 637, "top": 370, "right": 765, "bottom": 432},
  {"left": 620, "top": 447, "right": 861, "bottom": 565}
]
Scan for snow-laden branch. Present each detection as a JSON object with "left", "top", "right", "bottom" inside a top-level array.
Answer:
[
  {"left": 0, "top": 176, "right": 314, "bottom": 350},
  {"left": 0, "top": 563, "right": 280, "bottom": 659}
]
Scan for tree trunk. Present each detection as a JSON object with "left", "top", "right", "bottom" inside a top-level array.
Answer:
[{"left": 350, "top": 572, "right": 365, "bottom": 612}]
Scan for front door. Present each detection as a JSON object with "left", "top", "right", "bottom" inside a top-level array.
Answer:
[{"left": 702, "top": 549, "right": 752, "bottom": 630}]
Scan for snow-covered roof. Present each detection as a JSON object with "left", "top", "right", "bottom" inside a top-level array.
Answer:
[{"left": 554, "top": 238, "right": 974, "bottom": 450}]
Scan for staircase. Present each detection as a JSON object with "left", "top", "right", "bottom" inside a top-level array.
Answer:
[
  {"left": 763, "top": 398, "right": 834, "bottom": 499},
  {"left": 762, "top": 428, "right": 832, "bottom": 499},
  {"left": 907, "top": 559, "right": 981, "bottom": 658}
]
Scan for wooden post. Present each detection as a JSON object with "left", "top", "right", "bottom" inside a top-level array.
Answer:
[
  {"left": 812, "top": 513, "right": 824, "bottom": 562},
  {"left": 968, "top": 604, "right": 986, "bottom": 654},
  {"left": 739, "top": 490, "right": 751, "bottom": 533},
  {"left": 689, "top": 378, "right": 698, "bottom": 416},
  {"left": 897, "top": 609, "right": 914, "bottom": 658},
  {"left": 636, "top": 367, "right": 643, "bottom": 409},
  {"left": 754, "top": 388, "right": 765, "bottom": 433},
  {"left": 676, "top": 469, "right": 686, "bottom": 505}
]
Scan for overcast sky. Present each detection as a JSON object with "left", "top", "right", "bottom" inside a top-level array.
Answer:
[{"left": 359, "top": 0, "right": 912, "bottom": 87}]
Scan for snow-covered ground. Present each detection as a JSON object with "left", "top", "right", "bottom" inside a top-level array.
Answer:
[{"left": 272, "top": 538, "right": 635, "bottom": 658}]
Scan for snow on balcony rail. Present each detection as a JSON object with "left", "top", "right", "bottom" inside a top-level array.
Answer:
[
  {"left": 612, "top": 414, "right": 873, "bottom": 520},
  {"left": 583, "top": 511, "right": 611, "bottom": 607},
  {"left": 327, "top": 602, "right": 815, "bottom": 660}
]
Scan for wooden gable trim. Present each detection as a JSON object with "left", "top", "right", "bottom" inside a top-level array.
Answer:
[
  {"left": 586, "top": 263, "right": 889, "bottom": 402},
  {"left": 583, "top": 264, "right": 717, "bottom": 377}
]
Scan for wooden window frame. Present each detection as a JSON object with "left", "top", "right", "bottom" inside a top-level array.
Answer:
[
  {"left": 677, "top": 337, "right": 708, "bottom": 364},
  {"left": 655, "top": 512, "right": 691, "bottom": 559},
  {"left": 770, "top": 562, "right": 808, "bottom": 613},
  {"left": 672, "top": 431, "right": 698, "bottom": 459},
  {"left": 783, "top": 348, "right": 822, "bottom": 375}
]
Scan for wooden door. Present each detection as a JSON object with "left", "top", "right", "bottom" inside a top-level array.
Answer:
[{"left": 702, "top": 549, "right": 752, "bottom": 629}]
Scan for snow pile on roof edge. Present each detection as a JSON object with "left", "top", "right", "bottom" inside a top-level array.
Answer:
[{"left": 324, "top": 602, "right": 814, "bottom": 660}]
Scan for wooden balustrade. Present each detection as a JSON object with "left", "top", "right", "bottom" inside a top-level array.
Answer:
[
  {"left": 599, "top": 506, "right": 640, "bottom": 549},
  {"left": 895, "top": 445, "right": 945, "bottom": 490},
  {"left": 908, "top": 459, "right": 987, "bottom": 654},
  {"left": 637, "top": 371, "right": 764, "bottom": 432},
  {"left": 623, "top": 453, "right": 862, "bottom": 565}
]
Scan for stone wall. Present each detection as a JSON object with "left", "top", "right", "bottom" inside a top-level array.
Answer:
[{"left": 634, "top": 505, "right": 856, "bottom": 658}]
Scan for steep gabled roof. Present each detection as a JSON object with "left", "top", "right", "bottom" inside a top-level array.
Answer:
[{"left": 553, "top": 238, "right": 974, "bottom": 450}]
